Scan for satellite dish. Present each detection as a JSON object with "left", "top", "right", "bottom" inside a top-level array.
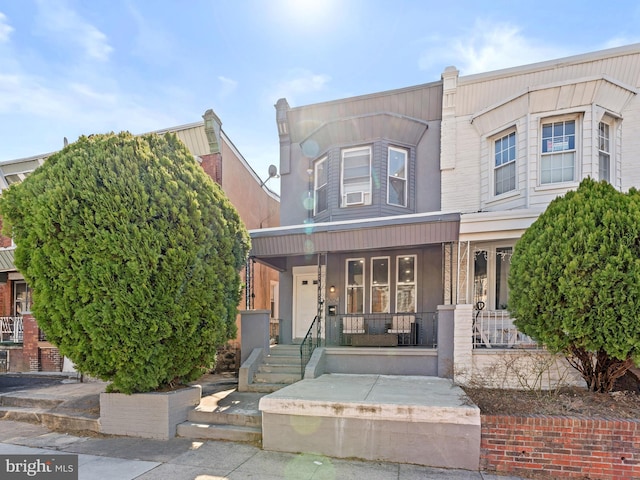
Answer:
[{"left": 268, "top": 164, "right": 278, "bottom": 178}]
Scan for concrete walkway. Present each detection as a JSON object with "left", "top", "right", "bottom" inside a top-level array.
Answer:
[{"left": 0, "top": 373, "right": 529, "bottom": 479}]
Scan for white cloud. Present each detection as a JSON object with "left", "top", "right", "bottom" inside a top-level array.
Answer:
[
  {"left": 0, "top": 12, "right": 13, "bottom": 43},
  {"left": 419, "top": 20, "right": 566, "bottom": 76},
  {"left": 218, "top": 76, "right": 238, "bottom": 99},
  {"left": 35, "top": 0, "right": 113, "bottom": 62},
  {"left": 270, "top": 69, "right": 331, "bottom": 105}
]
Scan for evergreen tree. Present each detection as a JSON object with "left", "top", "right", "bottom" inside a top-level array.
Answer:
[
  {"left": 509, "top": 178, "right": 640, "bottom": 392},
  {"left": 0, "top": 132, "right": 250, "bottom": 394}
]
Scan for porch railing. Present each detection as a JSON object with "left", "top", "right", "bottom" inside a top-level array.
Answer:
[
  {"left": 473, "top": 309, "right": 537, "bottom": 349},
  {"left": 300, "top": 314, "right": 322, "bottom": 376},
  {"left": 324, "top": 312, "right": 437, "bottom": 347},
  {"left": 0, "top": 316, "right": 23, "bottom": 343}
]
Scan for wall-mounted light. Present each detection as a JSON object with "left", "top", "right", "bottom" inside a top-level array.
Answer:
[{"left": 329, "top": 285, "right": 336, "bottom": 293}]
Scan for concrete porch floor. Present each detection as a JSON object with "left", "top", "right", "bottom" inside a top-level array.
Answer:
[{"left": 259, "top": 374, "right": 481, "bottom": 471}]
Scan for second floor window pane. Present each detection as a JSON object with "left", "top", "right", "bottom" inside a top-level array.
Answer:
[
  {"left": 388, "top": 147, "right": 407, "bottom": 206},
  {"left": 598, "top": 122, "right": 610, "bottom": 183},
  {"left": 540, "top": 119, "right": 576, "bottom": 184},
  {"left": 341, "top": 147, "right": 371, "bottom": 207},
  {"left": 494, "top": 132, "right": 516, "bottom": 195},
  {"left": 314, "top": 157, "right": 328, "bottom": 214}
]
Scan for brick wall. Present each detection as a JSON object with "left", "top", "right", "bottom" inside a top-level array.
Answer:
[{"left": 481, "top": 415, "right": 640, "bottom": 479}]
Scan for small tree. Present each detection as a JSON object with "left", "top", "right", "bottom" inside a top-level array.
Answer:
[
  {"left": 0, "top": 132, "right": 250, "bottom": 394},
  {"left": 509, "top": 178, "right": 640, "bottom": 393}
]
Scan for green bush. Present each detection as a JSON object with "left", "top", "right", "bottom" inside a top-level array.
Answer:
[
  {"left": 509, "top": 178, "right": 640, "bottom": 392},
  {"left": 0, "top": 132, "right": 250, "bottom": 394}
]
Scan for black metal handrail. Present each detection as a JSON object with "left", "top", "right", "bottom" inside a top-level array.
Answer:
[{"left": 300, "top": 314, "right": 322, "bottom": 377}]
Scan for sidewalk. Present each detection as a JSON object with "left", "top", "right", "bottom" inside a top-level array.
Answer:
[
  {"left": 0, "top": 373, "right": 528, "bottom": 479},
  {"left": 0, "top": 420, "right": 528, "bottom": 480}
]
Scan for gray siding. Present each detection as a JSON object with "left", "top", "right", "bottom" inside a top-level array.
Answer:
[{"left": 278, "top": 82, "right": 443, "bottom": 227}]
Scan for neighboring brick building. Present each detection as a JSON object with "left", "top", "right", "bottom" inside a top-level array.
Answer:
[{"left": 0, "top": 109, "right": 280, "bottom": 373}]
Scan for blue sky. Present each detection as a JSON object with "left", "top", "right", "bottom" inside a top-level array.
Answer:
[{"left": 1, "top": 0, "right": 639, "bottom": 193}]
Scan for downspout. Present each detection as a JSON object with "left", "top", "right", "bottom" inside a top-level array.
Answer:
[{"left": 525, "top": 107, "right": 531, "bottom": 209}]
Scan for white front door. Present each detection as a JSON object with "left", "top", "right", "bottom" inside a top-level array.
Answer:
[{"left": 292, "top": 266, "right": 325, "bottom": 341}]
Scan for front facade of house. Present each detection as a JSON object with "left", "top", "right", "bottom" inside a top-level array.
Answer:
[
  {"left": 251, "top": 85, "right": 458, "bottom": 351},
  {"left": 249, "top": 43, "right": 640, "bottom": 386},
  {"left": 0, "top": 109, "right": 280, "bottom": 373},
  {"left": 445, "top": 44, "right": 640, "bottom": 381}
]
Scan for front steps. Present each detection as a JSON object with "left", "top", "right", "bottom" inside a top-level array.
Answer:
[
  {"left": 177, "top": 387, "right": 265, "bottom": 444},
  {"left": 244, "top": 344, "right": 302, "bottom": 393}
]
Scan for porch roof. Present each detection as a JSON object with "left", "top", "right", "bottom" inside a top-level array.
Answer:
[
  {"left": 0, "top": 249, "right": 15, "bottom": 272},
  {"left": 249, "top": 212, "right": 460, "bottom": 270}
]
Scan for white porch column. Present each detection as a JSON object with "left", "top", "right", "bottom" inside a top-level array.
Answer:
[{"left": 452, "top": 304, "right": 474, "bottom": 385}]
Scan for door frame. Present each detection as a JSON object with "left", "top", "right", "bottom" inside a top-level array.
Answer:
[{"left": 292, "top": 265, "right": 326, "bottom": 340}]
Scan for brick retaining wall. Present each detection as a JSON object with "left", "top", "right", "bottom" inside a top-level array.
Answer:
[{"left": 481, "top": 415, "right": 640, "bottom": 479}]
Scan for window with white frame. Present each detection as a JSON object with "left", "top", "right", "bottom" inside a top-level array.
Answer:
[
  {"left": 473, "top": 246, "right": 513, "bottom": 310},
  {"left": 494, "top": 131, "right": 516, "bottom": 195},
  {"left": 14, "top": 281, "right": 32, "bottom": 315},
  {"left": 598, "top": 121, "right": 610, "bottom": 183},
  {"left": 388, "top": 147, "right": 407, "bottom": 206},
  {"left": 540, "top": 119, "right": 576, "bottom": 184},
  {"left": 341, "top": 147, "right": 371, "bottom": 207},
  {"left": 314, "top": 157, "right": 328, "bottom": 214},
  {"left": 396, "top": 256, "right": 416, "bottom": 313},
  {"left": 371, "top": 257, "right": 390, "bottom": 313},
  {"left": 346, "top": 258, "right": 365, "bottom": 313}
]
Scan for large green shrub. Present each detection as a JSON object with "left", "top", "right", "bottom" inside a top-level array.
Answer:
[
  {"left": 0, "top": 132, "right": 250, "bottom": 394},
  {"left": 509, "top": 178, "right": 640, "bottom": 392}
]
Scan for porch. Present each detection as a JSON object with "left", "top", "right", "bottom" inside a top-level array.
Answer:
[{"left": 0, "top": 316, "right": 22, "bottom": 344}]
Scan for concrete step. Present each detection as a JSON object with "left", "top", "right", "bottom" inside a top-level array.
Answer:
[
  {"left": 188, "top": 388, "right": 264, "bottom": 428},
  {"left": 268, "top": 345, "right": 301, "bottom": 356},
  {"left": 242, "top": 383, "right": 288, "bottom": 393},
  {"left": 0, "top": 395, "right": 64, "bottom": 409},
  {"left": 188, "top": 410, "right": 261, "bottom": 427},
  {"left": 257, "top": 364, "right": 300, "bottom": 374},
  {"left": 0, "top": 406, "right": 99, "bottom": 432},
  {"left": 177, "top": 421, "right": 261, "bottom": 444},
  {"left": 253, "top": 372, "right": 302, "bottom": 384},
  {"left": 263, "top": 355, "right": 300, "bottom": 366}
]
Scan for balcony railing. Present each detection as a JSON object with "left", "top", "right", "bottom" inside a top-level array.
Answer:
[
  {"left": 324, "top": 312, "right": 437, "bottom": 347},
  {"left": 0, "top": 316, "right": 23, "bottom": 343},
  {"left": 473, "top": 310, "right": 537, "bottom": 349}
]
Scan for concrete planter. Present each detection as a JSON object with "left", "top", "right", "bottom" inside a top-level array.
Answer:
[{"left": 100, "top": 385, "right": 201, "bottom": 439}]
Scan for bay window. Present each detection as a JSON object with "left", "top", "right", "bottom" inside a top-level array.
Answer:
[
  {"left": 598, "top": 121, "right": 610, "bottom": 182},
  {"left": 388, "top": 147, "right": 407, "bottom": 206},
  {"left": 314, "top": 157, "right": 328, "bottom": 214},
  {"left": 341, "top": 147, "right": 371, "bottom": 207},
  {"left": 494, "top": 131, "right": 516, "bottom": 195},
  {"left": 540, "top": 119, "right": 576, "bottom": 184}
]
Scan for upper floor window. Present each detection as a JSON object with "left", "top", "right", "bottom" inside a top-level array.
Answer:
[
  {"left": 388, "top": 147, "right": 407, "bottom": 207},
  {"left": 396, "top": 256, "right": 416, "bottom": 313},
  {"left": 314, "top": 157, "right": 328, "bottom": 214},
  {"left": 371, "top": 257, "right": 390, "bottom": 313},
  {"left": 540, "top": 119, "right": 576, "bottom": 184},
  {"left": 341, "top": 147, "right": 371, "bottom": 207},
  {"left": 494, "top": 131, "right": 516, "bottom": 195},
  {"left": 598, "top": 121, "right": 610, "bottom": 183}
]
